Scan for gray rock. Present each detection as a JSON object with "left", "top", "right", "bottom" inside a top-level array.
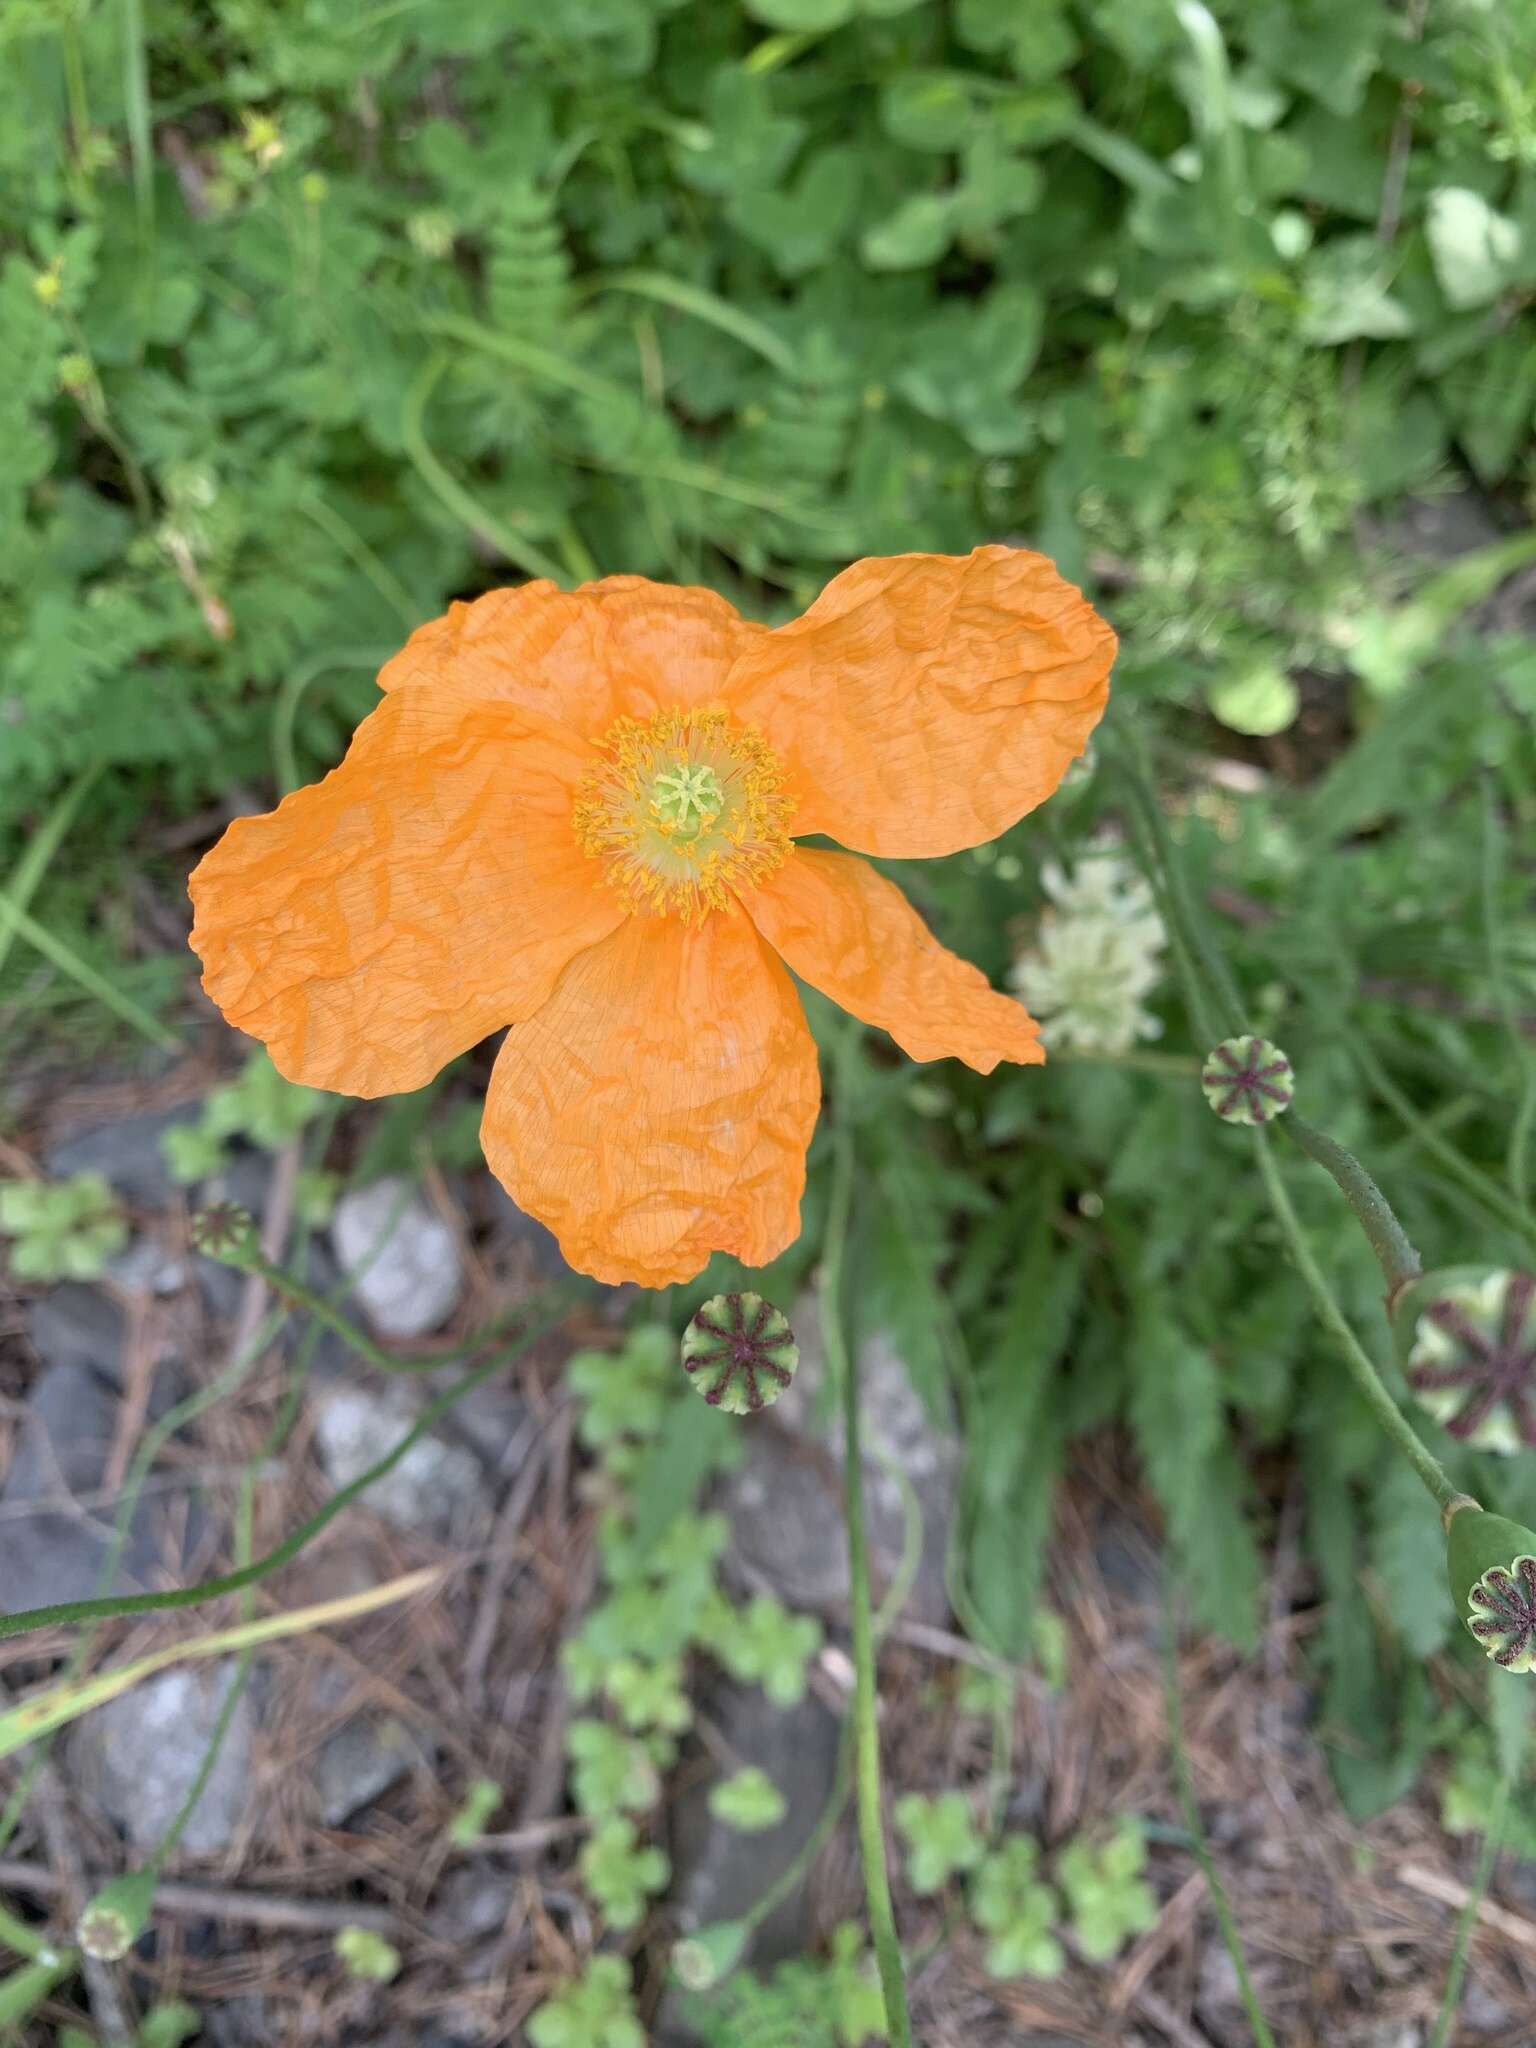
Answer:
[
  {"left": 330, "top": 1177, "right": 463, "bottom": 1339},
  {"left": 310, "top": 1381, "right": 486, "bottom": 1539},
  {"left": 668, "top": 1681, "right": 841, "bottom": 1963},
  {"left": 68, "top": 1658, "right": 256, "bottom": 1856},
  {"left": 428, "top": 1867, "right": 518, "bottom": 1943},
  {"left": 312, "top": 1682, "right": 426, "bottom": 1828},
  {"left": 442, "top": 1382, "right": 529, "bottom": 1477},
  {"left": 45, "top": 1105, "right": 201, "bottom": 1208},
  {"left": 0, "top": 1361, "right": 167, "bottom": 1610},
  {"left": 28, "top": 1284, "right": 126, "bottom": 1377},
  {"left": 722, "top": 1309, "right": 958, "bottom": 1625},
  {"left": 202, "top": 1996, "right": 269, "bottom": 2048},
  {"left": 105, "top": 1235, "right": 189, "bottom": 1297},
  {"left": 1459, "top": 1977, "right": 1513, "bottom": 2033},
  {"left": 315, "top": 1713, "right": 416, "bottom": 1826}
]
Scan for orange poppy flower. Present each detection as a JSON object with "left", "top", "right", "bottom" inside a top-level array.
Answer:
[{"left": 189, "top": 549, "right": 1114, "bottom": 1286}]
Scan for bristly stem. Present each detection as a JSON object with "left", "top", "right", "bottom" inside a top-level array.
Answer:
[
  {"left": 1255, "top": 1130, "right": 1463, "bottom": 1516},
  {"left": 821, "top": 1034, "right": 914, "bottom": 2048},
  {"left": 1283, "top": 1112, "right": 1422, "bottom": 1303}
]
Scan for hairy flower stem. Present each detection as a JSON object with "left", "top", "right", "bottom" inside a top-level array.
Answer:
[
  {"left": 1282, "top": 1113, "right": 1422, "bottom": 1303},
  {"left": 1255, "top": 1131, "right": 1464, "bottom": 1516},
  {"left": 821, "top": 1043, "right": 914, "bottom": 2048}
]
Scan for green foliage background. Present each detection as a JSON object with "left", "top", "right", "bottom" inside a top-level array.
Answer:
[{"left": 4, "top": 0, "right": 1536, "bottom": 1823}]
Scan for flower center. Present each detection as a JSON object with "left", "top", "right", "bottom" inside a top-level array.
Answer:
[{"left": 573, "top": 706, "right": 794, "bottom": 920}]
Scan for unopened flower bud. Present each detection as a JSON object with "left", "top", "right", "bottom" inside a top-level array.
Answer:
[
  {"left": 1447, "top": 1508, "right": 1536, "bottom": 1673},
  {"left": 77, "top": 1869, "right": 156, "bottom": 1960},
  {"left": 1201, "top": 1035, "right": 1294, "bottom": 1124},
  {"left": 681, "top": 1293, "right": 797, "bottom": 1414}
]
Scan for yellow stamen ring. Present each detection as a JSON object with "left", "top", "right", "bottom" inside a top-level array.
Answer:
[{"left": 573, "top": 706, "right": 795, "bottom": 921}]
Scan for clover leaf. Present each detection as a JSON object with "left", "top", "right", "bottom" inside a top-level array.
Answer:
[
  {"left": 1058, "top": 1817, "right": 1159, "bottom": 1962},
  {"left": 0, "top": 1171, "right": 127, "bottom": 1282},
  {"left": 528, "top": 1955, "right": 644, "bottom": 2048},
  {"left": 579, "top": 1818, "right": 670, "bottom": 1930},
  {"left": 708, "top": 1767, "right": 788, "bottom": 1833},
  {"left": 969, "top": 1836, "right": 1065, "bottom": 1979},
  {"left": 894, "top": 1791, "right": 984, "bottom": 1895}
]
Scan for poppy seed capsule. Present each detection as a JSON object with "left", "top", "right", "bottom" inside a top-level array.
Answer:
[
  {"left": 1393, "top": 1266, "right": 1536, "bottom": 1454},
  {"left": 1446, "top": 1508, "right": 1536, "bottom": 1673},
  {"left": 1200, "top": 1035, "right": 1295, "bottom": 1125},
  {"left": 77, "top": 1869, "right": 156, "bottom": 1961},
  {"left": 681, "top": 1293, "right": 798, "bottom": 1415},
  {"left": 189, "top": 1201, "right": 258, "bottom": 1262},
  {"left": 671, "top": 1919, "right": 749, "bottom": 1990}
]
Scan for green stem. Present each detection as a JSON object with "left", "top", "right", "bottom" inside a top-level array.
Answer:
[
  {"left": 743, "top": 1416, "right": 927, "bottom": 1938},
  {"left": 1254, "top": 1131, "right": 1462, "bottom": 1515},
  {"left": 270, "top": 642, "right": 394, "bottom": 795},
  {"left": 232, "top": 1244, "right": 575, "bottom": 1377},
  {"left": 1282, "top": 1113, "right": 1423, "bottom": 1301},
  {"left": 1481, "top": 773, "right": 1536, "bottom": 1213},
  {"left": 0, "top": 898, "right": 179, "bottom": 1051},
  {"left": 820, "top": 1043, "right": 913, "bottom": 2048},
  {"left": 1116, "top": 725, "right": 1245, "bottom": 1042},
  {"left": 401, "top": 355, "right": 567, "bottom": 583},
  {"left": 60, "top": 11, "right": 94, "bottom": 204},
  {"left": 0, "top": 765, "right": 101, "bottom": 985},
  {"left": 0, "top": 1900, "right": 51, "bottom": 1964}
]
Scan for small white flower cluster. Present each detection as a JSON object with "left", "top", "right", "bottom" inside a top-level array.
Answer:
[{"left": 1009, "top": 849, "right": 1167, "bottom": 1057}]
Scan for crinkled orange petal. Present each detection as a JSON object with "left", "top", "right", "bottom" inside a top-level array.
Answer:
[
  {"left": 376, "top": 575, "right": 766, "bottom": 735},
  {"left": 723, "top": 546, "right": 1115, "bottom": 858},
  {"left": 745, "top": 848, "right": 1042, "bottom": 1074},
  {"left": 189, "top": 687, "right": 626, "bottom": 1099},
  {"left": 481, "top": 911, "right": 820, "bottom": 1287}
]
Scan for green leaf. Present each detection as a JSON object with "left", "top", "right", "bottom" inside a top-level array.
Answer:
[
  {"left": 860, "top": 192, "right": 954, "bottom": 270},
  {"left": 1299, "top": 237, "right": 1413, "bottom": 344},
  {"left": 894, "top": 1790, "right": 984, "bottom": 1893},
  {"left": 880, "top": 72, "right": 974, "bottom": 153},
  {"left": 728, "top": 145, "right": 863, "bottom": 277},
  {"left": 708, "top": 1766, "right": 788, "bottom": 1832},
  {"left": 579, "top": 1817, "right": 670, "bottom": 1929},
  {"left": 1129, "top": 1309, "right": 1262, "bottom": 1651},
  {"left": 1368, "top": 1459, "right": 1450, "bottom": 1660},
  {"left": 969, "top": 1835, "right": 1064, "bottom": 1980},
  {"left": 335, "top": 1926, "right": 401, "bottom": 1984},
  {"left": 528, "top": 1957, "right": 644, "bottom": 2048}
]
